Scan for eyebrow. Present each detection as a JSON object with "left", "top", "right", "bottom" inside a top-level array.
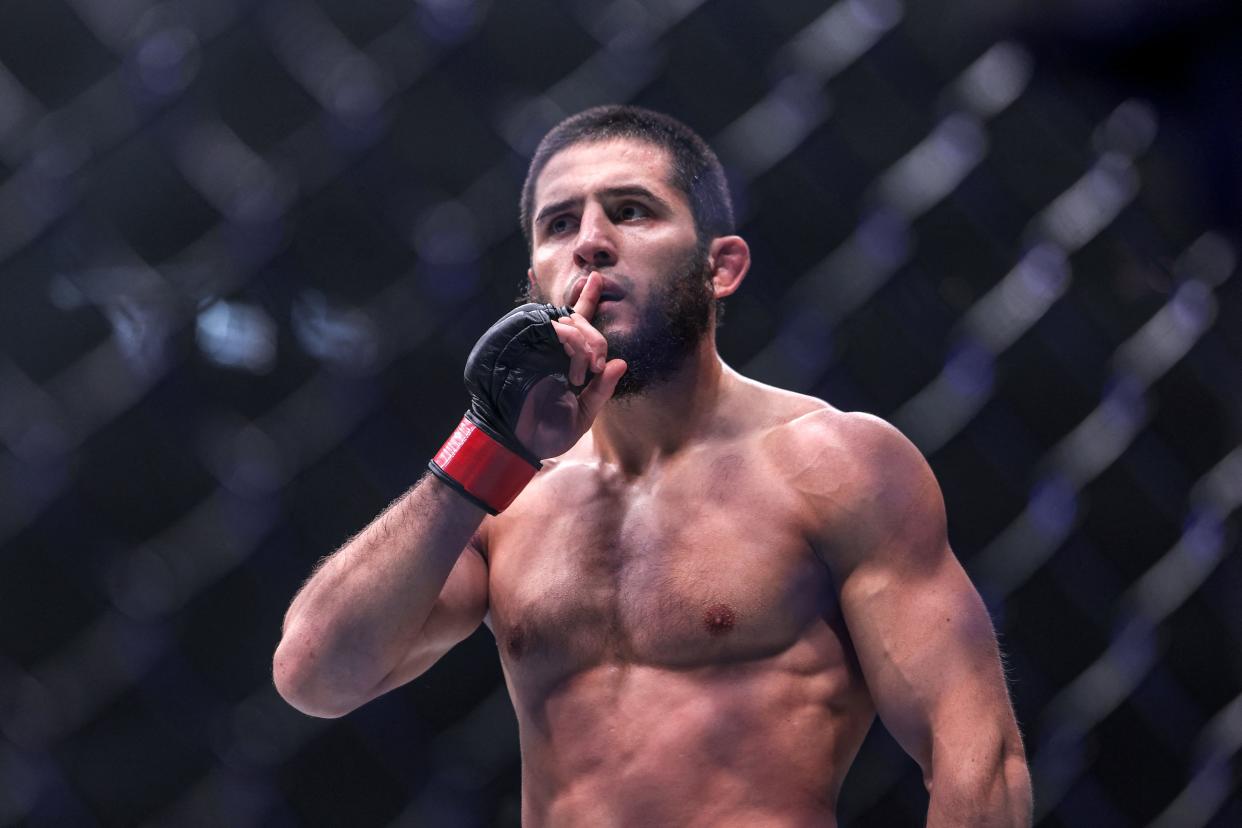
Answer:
[{"left": 533, "top": 186, "right": 674, "bottom": 227}]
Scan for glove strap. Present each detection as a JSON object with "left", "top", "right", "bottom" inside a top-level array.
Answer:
[{"left": 428, "top": 416, "right": 541, "bottom": 515}]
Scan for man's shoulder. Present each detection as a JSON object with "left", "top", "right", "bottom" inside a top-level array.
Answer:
[
  {"left": 737, "top": 380, "right": 939, "bottom": 532},
  {"left": 737, "top": 379, "right": 917, "bottom": 476}
]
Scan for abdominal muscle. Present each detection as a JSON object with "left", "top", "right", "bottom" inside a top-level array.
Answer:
[{"left": 509, "top": 635, "right": 874, "bottom": 828}]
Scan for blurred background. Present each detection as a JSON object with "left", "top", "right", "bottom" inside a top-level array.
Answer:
[{"left": 1, "top": 0, "right": 1240, "bottom": 825}]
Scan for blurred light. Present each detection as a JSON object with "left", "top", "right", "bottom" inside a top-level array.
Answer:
[
  {"left": 716, "top": 74, "right": 832, "bottom": 178},
  {"left": 631, "top": 0, "right": 712, "bottom": 32},
  {"left": 1092, "top": 98, "right": 1158, "bottom": 159},
  {"left": 854, "top": 207, "right": 912, "bottom": 272},
  {"left": 461, "top": 163, "right": 526, "bottom": 246},
  {"left": 0, "top": 63, "right": 41, "bottom": 162},
  {"left": 952, "top": 41, "right": 1033, "bottom": 119},
  {"left": 150, "top": 768, "right": 279, "bottom": 828},
  {"left": 326, "top": 54, "right": 387, "bottom": 124},
  {"left": 107, "top": 547, "right": 175, "bottom": 619},
  {"left": 1191, "top": 444, "right": 1242, "bottom": 518},
  {"left": 0, "top": 741, "right": 51, "bottom": 825},
  {"left": 414, "top": 200, "right": 483, "bottom": 265},
  {"left": 405, "top": 687, "right": 520, "bottom": 825},
  {"left": 1174, "top": 231, "right": 1236, "bottom": 287},
  {"left": 1042, "top": 621, "right": 1158, "bottom": 744},
  {"left": 943, "top": 339, "right": 994, "bottom": 396},
  {"left": 291, "top": 290, "right": 380, "bottom": 373},
  {"left": 195, "top": 299, "right": 278, "bottom": 374},
  {"left": 812, "top": 208, "right": 911, "bottom": 319},
  {"left": 1113, "top": 280, "right": 1217, "bottom": 387},
  {"left": 107, "top": 489, "right": 284, "bottom": 629},
  {"left": 1051, "top": 377, "right": 1148, "bottom": 488},
  {"left": 50, "top": 264, "right": 181, "bottom": 381},
  {"left": 1150, "top": 689, "right": 1242, "bottom": 826},
  {"left": 742, "top": 205, "right": 911, "bottom": 388},
  {"left": 29, "top": 115, "right": 91, "bottom": 185},
  {"left": 214, "top": 692, "right": 306, "bottom": 769},
  {"left": 972, "top": 472, "right": 1081, "bottom": 606},
  {"left": 175, "top": 121, "right": 294, "bottom": 224},
  {"left": 64, "top": 0, "right": 154, "bottom": 51},
  {"left": 962, "top": 243, "right": 1070, "bottom": 353},
  {"left": 566, "top": 0, "right": 707, "bottom": 54},
  {"left": 875, "top": 113, "right": 987, "bottom": 219},
  {"left": 543, "top": 43, "right": 663, "bottom": 126},
  {"left": 105, "top": 294, "right": 171, "bottom": 376},
  {"left": 265, "top": 0, "right": 392, "bottom": 127},
  {"left": 1151, "top": 758, "right": 1235, "bottom": 828},
  {"left": 47, "top": 272, "right": 86, "bottom": 310},
  {"left": 1028, "top": 473, "right": 1079, "bottom": 540},
  {"left": 498, "top": 94, "right": 565, "bottom": 156},
  {"left": 1200, "top": 693, "right": 1242, "bottom": 770},
  {"left": 0, "top": 165, "right": 68, "bottom": 261},
  {"left": 1032, "top": 151, "right": 1139, "bottom": 251},
  {"left": 134, "top": 23, "right": 200, "bottom": 98},
  {"left": 574, "top": 0, "right": 658, "bottom": 49},
  {"left": 0, "top": 614, "right": 166, "bottom": 750},
  {"left": 783, "top": 0, "right": 904, "bottom": 82},
  {"left": 198, "top": 418, "right": 288, "bottom": 497},
  {"left": 893, "top": 337, "right": 994, "bottom": 453},
  {"left": 0, "top": 359, "right": 70, "bottom": 463},
  {"left": 416, "top": 0, "right": 485, "bottom": 44},
  {"left": 1126, "top": 511, "right": 1225, "bottom": 624},
  {"left": 776, "top": 306, "right": 833, "bottom": 377}
]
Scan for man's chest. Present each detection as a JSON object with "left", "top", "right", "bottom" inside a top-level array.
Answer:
[{"left": 485, "top": 450, "right": 838, "bottom": 673}]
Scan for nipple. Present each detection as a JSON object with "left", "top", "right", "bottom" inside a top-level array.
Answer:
[
  {"left": 703, "top": 603, "right": 736, "bottom": 636},
  {"left": 506, "top": 625, "right": 526, "bottom": 658}
]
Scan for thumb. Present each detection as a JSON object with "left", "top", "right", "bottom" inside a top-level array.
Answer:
[{"left": 578, "top": 358, "right": 627, "bottom": 419}]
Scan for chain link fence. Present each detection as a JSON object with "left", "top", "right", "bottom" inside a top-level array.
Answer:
[{"left": 1, "top": 0, "right": 1239, "bottom": 825}]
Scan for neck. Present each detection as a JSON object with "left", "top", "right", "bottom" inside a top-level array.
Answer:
[{"left": 591, "top": 335, "right": 731, "bottom": 475}]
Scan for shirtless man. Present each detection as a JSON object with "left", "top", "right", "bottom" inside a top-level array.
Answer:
[{"left": 273, "top": 106, "right": 1032, "bottom": 826}]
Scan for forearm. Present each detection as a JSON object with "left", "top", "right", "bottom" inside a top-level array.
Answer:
[
  {"left": 274, "top": 473, "right": 484, "bottom": 715},
  {"left": 925, "top": 730, "right": 1032, "bottom": 828}
]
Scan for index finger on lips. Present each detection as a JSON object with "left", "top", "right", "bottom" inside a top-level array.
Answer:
[{"left": 573, "top": 271, "right": 603, "bottom": 320}]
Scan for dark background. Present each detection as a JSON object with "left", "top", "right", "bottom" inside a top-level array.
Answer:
[{"left": 1, "top": 0, "right": 1240, "bottom": 825}]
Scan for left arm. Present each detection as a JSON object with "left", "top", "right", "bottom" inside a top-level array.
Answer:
[{"left": 802, "top": 411, "right": 1032, "bottom": 826}]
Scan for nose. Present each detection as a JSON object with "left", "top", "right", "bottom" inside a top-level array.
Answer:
[{"left": 572, "top": 205, "right": 617, "bottom": 270}]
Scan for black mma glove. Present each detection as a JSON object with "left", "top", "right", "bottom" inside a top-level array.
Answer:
[{"left": 428, "top": 303, "right": 574, "bottom": 514}]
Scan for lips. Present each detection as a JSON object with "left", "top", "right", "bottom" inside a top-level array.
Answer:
[{"left": 567, "top": 274, "right": 624, "bottom": 308}]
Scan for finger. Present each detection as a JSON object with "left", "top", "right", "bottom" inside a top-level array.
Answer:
[
  {"left": 552, "top": 323, "right": 593, "bottom": 386},
  {"left": 563, "top": 311, "right": 608, "bottom": 372},
  {"left": 578, "top": 358, "right": 627, "bottom": 418},
  {"left": 573, "top": 271, "right": 603, "bottom": 321}
]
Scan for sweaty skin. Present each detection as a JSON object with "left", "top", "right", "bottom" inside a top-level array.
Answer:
[{"left": 274, "top": 136, "right": 1031, "bottom": 828}]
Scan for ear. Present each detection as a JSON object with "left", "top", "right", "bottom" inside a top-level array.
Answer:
[{"left": 707, "top": 235, "right": 750, "bottom": 299}]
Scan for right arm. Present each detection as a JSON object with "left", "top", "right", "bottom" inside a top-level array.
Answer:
[
  {"left": 273, "top": 273, "right": 623, "bottom": 718},
  {"left": 273, "top": 475, "right": 490, "bottom": 718}
]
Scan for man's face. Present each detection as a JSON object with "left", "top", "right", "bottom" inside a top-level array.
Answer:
[{"left": 526, "top": 138, "right": 714, "bottom": 397}]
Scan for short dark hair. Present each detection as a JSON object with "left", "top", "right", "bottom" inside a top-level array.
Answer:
[{"left": 519, "top": 105, "right": 734, "bottom": 250}]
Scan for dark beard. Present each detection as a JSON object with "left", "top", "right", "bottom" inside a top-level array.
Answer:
[
  {"left": 603, "top": 248, "right": 713, "bottom": 398},
  {"left": 524, "top": 246, "right": 714, "bottom": 399}
]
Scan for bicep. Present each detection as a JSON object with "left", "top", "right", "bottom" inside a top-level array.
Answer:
[
  {"left": 365, "top": 540, "right": 490, "bottom": 699},
  {"left": 841, "top": 542, "right": 1008, "bottom": 771},
  {"left": 810, "top": 413, "right": 1013, "bottom": 772}
]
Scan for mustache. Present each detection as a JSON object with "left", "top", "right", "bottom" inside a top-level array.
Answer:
[{"left": 560, "top": 270, "right": 634, "bottom": 306}]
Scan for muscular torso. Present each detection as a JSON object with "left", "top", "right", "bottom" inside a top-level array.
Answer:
[{"left": 482, "top": 391, "right": 876, "bottom": 827}]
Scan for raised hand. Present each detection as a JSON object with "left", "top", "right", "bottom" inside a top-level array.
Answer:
[{"left": 515, "top": 272, "right": 627, "bottom": 459}]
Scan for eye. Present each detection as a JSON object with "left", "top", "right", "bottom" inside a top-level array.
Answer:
[
  {"left": 548, "top": 215, "right": 576, "bottom": 235},
  {"left": 616, "top": 203, "right": 649, "bottom": 221}
]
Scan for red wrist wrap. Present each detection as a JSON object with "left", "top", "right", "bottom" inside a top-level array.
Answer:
[{"left": 430, "top": 417, "right": 540, "bottom": 514}]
